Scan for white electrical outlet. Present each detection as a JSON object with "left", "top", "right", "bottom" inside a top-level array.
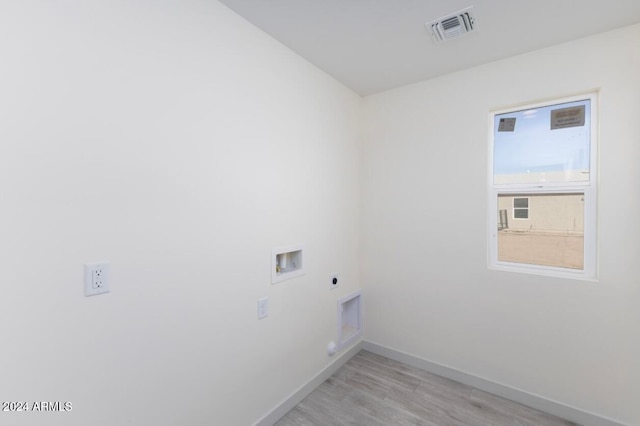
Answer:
[
  {"left": 330, "top": 274, "right": 339, "bottom": 290},
  {"left": 84, "top": 262, "right": 110, "bottom": 297},
  {"left": 258, "top": 297, "right": 269, "bottom": 319}
]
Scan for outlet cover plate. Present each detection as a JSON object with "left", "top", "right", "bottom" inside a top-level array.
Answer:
[
  {"left": 330, "top": 274, "right": 339, "bottom": 290},
  {"left": 258, "top": 297, "right": 269, "bottom": 319},
  {"left": 84, "top": 262, "right": 110, "bottom": 297}
]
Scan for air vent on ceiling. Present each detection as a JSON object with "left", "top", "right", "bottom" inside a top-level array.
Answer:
[{"left": 426, "top": 6, "right": 476, "bottom": 43}]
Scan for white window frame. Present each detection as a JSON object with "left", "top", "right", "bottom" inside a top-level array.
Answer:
[
  {"left": 512, "top": 197, "right": 529, "bottom": 220},
  {"left": 488, "top": 93, "right": 598, "bottom": 280}
]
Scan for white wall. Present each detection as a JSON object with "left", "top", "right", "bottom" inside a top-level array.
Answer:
[
  {"left": 361, "top": 24, "right": 640, "bottom": 425},
  {"left": 0, "top": 1, "right": 361, "bottom": 425}
]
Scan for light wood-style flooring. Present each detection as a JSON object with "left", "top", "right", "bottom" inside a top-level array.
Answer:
[{"left": 275, "top": 350, "right": 578, "bottom": 426}]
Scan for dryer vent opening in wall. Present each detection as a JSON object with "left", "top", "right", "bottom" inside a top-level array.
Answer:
[
  {"left": 426, "top": 6, "right": 476, "bottom": 43},
  {"left": 337, "top": 290, "right": 362, "bottom": 349}
]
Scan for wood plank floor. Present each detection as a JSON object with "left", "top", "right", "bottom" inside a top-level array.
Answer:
[{"left": 275, "top": 350, "right": 579, "bottom": 426}]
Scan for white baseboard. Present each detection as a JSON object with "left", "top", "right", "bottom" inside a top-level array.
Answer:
[
  {"left": 253, "top": 340, "right": 363, "bottom": 426},
  {"left": 362, "top": 340, "right": 629, "bottom": 426}
]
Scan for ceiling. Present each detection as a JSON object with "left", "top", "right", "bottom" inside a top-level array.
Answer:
[{"left": 218, "top": 0, "right": 640, "bottom": 96}]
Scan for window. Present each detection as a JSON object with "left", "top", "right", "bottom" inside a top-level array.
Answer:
[
  {"left": 513, "top": 197, "right": 529, "bottom": 219},
  {"left": 488, "top": 94, "right": 597, "bottom": 279}
]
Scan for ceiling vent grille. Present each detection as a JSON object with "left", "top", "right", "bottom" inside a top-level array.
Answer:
[{"left": 426, "top": 6, "right": 476, "bottom": 43}]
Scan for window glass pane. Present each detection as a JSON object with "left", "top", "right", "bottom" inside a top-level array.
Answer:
[
  {"left": 497, "top": 193, "right": 584, "bottom": 270},
  {"left": 514, "top": 209, "right": 528, "bottom": 219},
  {"left": 494, "top": 100, "right": 590, "bottom": 185},
  {"left": 514, "top": 198, "right": 528, "bottom": 208}
]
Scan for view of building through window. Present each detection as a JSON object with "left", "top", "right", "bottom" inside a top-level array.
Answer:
[
  {"left": 490, "top": 96, "right": 595, "bottom": 276},
  {"left": 497, "top": 193, "right": 584, "bottom": 269}
]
